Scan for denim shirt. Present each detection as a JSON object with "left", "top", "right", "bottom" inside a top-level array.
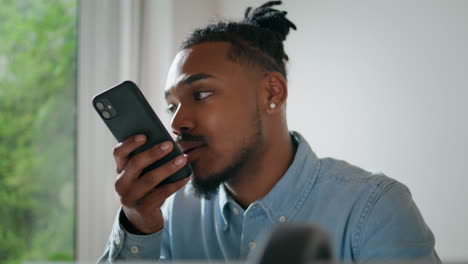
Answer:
[{"left": 99, "top": 131, "right": 440, "bottom": 263}]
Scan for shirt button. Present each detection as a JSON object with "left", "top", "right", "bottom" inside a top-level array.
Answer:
[
  {"left": 279, "top": 216, "right": 287, "bottom": 223},
  {"left": 114, "top": 236, "right": 121, "bottom": 245},
  {"left": 232, "top": 207, "right": 239, "bottom": 215},
  {"left": 130, "top": 245, "right": 139, "bottom": 254},
  {"left": 248, "top": 241, "right": 256, "bottom": 249}
]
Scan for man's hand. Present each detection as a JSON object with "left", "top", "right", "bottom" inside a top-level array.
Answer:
[{"left": 113, "top": 134, "right": 189, "bottom": 234}]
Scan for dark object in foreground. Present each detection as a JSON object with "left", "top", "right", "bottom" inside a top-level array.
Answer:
[{"left": 255, "top": 224, "right": 333, "bottom": 264}]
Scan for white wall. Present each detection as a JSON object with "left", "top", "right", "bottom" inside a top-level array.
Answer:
[
  {"left": 79, "top": 0, "right": 468, "bottom": 261},
  {"left": 218, "top": 0, "right": 468, "bottom": 261}
]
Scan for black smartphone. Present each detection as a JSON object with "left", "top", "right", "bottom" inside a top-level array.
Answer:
[{"left": 92, "top": 80, "right": 192, "bottom": 185}]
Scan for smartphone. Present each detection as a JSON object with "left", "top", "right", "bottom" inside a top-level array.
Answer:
[{"left": 92, "top": 80, "right": 192, "bottom": 185}]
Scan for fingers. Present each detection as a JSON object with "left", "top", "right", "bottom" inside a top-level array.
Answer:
[
  {"left": 114, "top": 140, "right": 174, "bottom": 196},
  {"left": 139, "top": 176, "right": 191, "bottom": 211},
  {"left": 122, "top": 155, "right": 187, "bottom": 204},
  {"left": 113, "top": 134, "right": 147, "bottom": 174},
  {"left": 120, "top": 176, "right": 190, "bottom": 234},
  {"left": 112, "top": 134, "right": 190, "bottom": 235},
  {"left": 124, "top": 141, "right": 174, "bottom": 180}
]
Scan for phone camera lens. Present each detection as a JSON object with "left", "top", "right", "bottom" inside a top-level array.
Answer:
[
  {"left": 102, "top": 111, "right": 111, "bottom": 119},
  {"left": 96, "top": 102, "right": 105, "bottom": 110}
]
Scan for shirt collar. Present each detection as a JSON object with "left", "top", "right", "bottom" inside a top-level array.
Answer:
[
  {"left": 218, "top": 182, "right": 230, "bottom": 227},
  {"left": 258, "top": 131, "right": 320, "bottom": 224},
  {"left": 218, "top": 131, "right": 321, "bottom": 225}
]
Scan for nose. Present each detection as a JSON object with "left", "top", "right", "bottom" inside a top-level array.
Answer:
[{"left": 170, "top": 103, "right": 195, "bottom": 135}]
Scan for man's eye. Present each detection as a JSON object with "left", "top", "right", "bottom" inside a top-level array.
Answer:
[
  {"left": 194, "top": 91, "right": 213, "bottom": 100},
  {"left": 166, "top": 104, "right": 177, "bottom": 114}
]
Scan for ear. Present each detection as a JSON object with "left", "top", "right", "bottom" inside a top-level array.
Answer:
[{"left": 261, "top": 72, "right": 288, "bottom": 114}]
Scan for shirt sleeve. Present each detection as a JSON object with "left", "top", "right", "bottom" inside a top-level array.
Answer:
[
  {"left": 97, "top": 209, "right": 164, "bottom": 263},
  {"left": 354, "top": 181, "right": 441, "bottom": 263}
]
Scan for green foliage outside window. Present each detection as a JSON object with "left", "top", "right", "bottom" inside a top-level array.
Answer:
[{"left": 0, "top": 0, "right": 77, "bottom": 262}]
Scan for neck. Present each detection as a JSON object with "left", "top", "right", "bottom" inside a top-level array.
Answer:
[{"left": 224, "top": 128, "right": 295, "bottom": 209}]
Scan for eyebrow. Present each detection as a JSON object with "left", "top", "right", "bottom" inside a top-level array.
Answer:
[{"left": 165, "top": 73, "right": 215, "bottom": 99}]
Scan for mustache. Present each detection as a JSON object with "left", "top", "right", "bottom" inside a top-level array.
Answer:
[{"left": 175, "top": 133, "right": 206, "bottom": 144}]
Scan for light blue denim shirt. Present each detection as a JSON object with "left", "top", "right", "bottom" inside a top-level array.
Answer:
[{"left": 100, "top": 131, "right": 440, "bottom": 263}]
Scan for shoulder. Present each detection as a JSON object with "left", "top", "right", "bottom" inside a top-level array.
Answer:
[
  {"left": 315, "top": 157, "right": 414, "bottom": 223},
  {"left": 312, "top": 157, "right": 415, "bottom": 231},
  {"left": 316, "top": 156, "right": 399, "bottom": 195},
  {"left": 294, "top": 131, "right": 397, "bottom": 192},
  {"left": 353, "top": 175, "right": 436, "bottom": 260},
  {"left": 313, "top": 158, "right": 436, "bottom": 260}
]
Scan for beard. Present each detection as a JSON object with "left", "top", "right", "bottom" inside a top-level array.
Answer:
[{"left": 189, "top": 109, "right": 264, "bottom": 200}]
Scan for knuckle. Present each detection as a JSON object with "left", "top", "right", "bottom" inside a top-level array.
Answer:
[
  {"left": 114, "top": 178, "right": 123, "bottom": 194},
  {"left": 127, "top": 157, "right": 143, "bottom": 171},
  {"left": 119, "top": 196, "right": 131, "bottom": 207},
  {"left": 114, "top": 177, "right": 127, "bottom": 195},
  {"left": 141, "top": 173, "right": 156, "bottom": 187},
  {"left": 113, "top": 144, "right": 123, "bottom": 157}
]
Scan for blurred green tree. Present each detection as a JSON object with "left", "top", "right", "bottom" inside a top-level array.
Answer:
[{"left": 0, "top": 0, "right": 77, "bottom": 262}]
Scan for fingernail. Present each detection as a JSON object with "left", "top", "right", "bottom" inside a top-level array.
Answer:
[
  {"left": 173, "top": 156, "right": 185, "bottom": 166},
  {"left": 160, "top": 142, "right": 170, "bottom": 151},
  {"left": 135, "top": 135, "right": 146, "bottom": 142}
]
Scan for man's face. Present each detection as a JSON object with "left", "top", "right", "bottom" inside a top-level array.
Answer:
[{"left": 164, "top": 42, "right": 265, "bottom": 198}]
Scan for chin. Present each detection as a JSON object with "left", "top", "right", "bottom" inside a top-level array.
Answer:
[
  {"left": 190, "top": 151, "right": 219, "bottom": 173},
  {"left": 191, "top": 158, "right": 231, "bottom": 181},
  {"left": 187, "top": 163, "right": 223, "bottom": 200},
  {"left": 190, "top": 161, "right": 215, "bottom": 181}
]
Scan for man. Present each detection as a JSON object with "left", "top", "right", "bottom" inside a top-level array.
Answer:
[{"left": 100, "top": 1, "right": 440, "bottom": 262}]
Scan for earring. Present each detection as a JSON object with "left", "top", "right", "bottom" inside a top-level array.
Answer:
[{"left": 270, "top": 103, "right": 277, "bottom": 109}]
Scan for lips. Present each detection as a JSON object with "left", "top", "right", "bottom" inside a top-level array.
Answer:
[
  {"left": 178, "top": 142, "right": 206, "bottom": 162},
  {"left": 179, "top": 142, "right": 204, "bottom": 154},
  {"left": 183, "top": 146, "right": 200, "bottom": 154}
]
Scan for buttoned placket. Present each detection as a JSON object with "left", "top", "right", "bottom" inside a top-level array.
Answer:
[{"left": 239, "top": 203, "right": 268, "bottom": 258}]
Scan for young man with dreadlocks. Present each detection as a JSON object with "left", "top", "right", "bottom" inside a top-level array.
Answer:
[{"left": 100, "top": 2, "right": 439, "bottom": 262}]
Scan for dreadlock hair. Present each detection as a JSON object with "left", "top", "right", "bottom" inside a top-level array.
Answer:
[{"left": 180, "top": 1, "right": 297, "bottom": 79}]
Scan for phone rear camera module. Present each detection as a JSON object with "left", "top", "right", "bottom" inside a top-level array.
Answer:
[
  {"left": 96, "top": 102, "right": 105, "bottom": 110},
  {"left": 102, "top": 111, "right": 111, "bottom": 119},
  {"left": 95, "top": 98, "right": 117, "bottom": 119}
]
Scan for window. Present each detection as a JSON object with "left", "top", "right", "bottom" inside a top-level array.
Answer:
[{"left": 0, "top": 0, "right": 77, "bottom": 261}]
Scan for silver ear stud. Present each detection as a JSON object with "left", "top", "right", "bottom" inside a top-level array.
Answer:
[{"left": 270, "top": 103, "right": 277, "bottom": 109}]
